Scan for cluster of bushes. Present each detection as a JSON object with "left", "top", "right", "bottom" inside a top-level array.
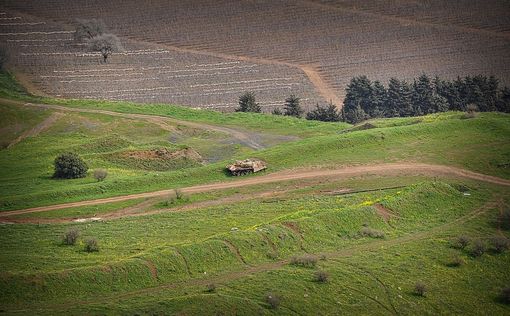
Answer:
[
  {"left": 359, "top": 226, "right": 385, "bottom": 239},
  {"left": 290, "top": 254, "right": 317, "bottom": 268},
  {"left": 62, "top": 228, "right": 100, "bottom": 252},
  {"left": 343, "top": 74, "right": 510, "bottom": 123},
  {"left": 452, "top": 235, "right": 509, "bottom": 257}
]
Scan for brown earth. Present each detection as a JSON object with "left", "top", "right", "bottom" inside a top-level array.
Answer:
[{"left": 121, "top": 147, "right": 203, "bottom": 162}]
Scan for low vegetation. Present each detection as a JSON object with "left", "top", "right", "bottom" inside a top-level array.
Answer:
[
  {"left": 93, "top": 168, "right": 108, "bottom": 182},
  {"left": 469, "top": 239, "right": 487, "bottom": 257},
  {"left": 313, "top": 270, "right": 329, "bottom": 283},
  {"left": 62, "top": 228, "right": 80, "bottom": 246},
  {"left": 85, "top": 238, "right": 99, "bottom": 252},
  {"left": 359, "top": 226, "right": 385, "bottom": 239},
  {"left": 414, "top": 282, "right": 427, "bottom": 297},
  {"left": 453, "top": 235, "right": 470, "bottom": 249},
  {"left": 290, "top": 255, "right": 318, "bottom": 268},
  {"left": 265, "top": 293, "right": 281, "bottom": 309},
  {"left": 491, "top": 237, "right": 510, "bottom": 254},
  {"left": 446, "top": 255, "right": 464, "bottom": 267}
]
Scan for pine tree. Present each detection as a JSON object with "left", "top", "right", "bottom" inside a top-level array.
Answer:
[
  {"left": 497, "top": 87, "right": 510, "bottom": 113},
  {"left": 412, "top": 74, "right": 434, "bottom": 115},
  {"left": 343, "top": 76, "right": 374, "bottom": 119},
  {"left": 283, "top": 94, "right": 303, "bottom": 118},
  {"left": 236, "top": 92, "right": 261, "bottom": 113},
  {"left": 385, "top": 78, "right": 412, "bottom": 117},
  {"left": 371, "top": 81, "right": 387, "bottom": 118},
  {"left": 344, "top": 103, "right": 367, "bottom": 124},
  {"left": 306, "top": 102, "right": 341, "bottom": 122}
]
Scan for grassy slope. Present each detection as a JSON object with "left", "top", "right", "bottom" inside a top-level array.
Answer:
[
  {"left": 1, "top": 180, "right": 508, "bottom": 314},
  {"left": 0, "top": 71, "right": 509, "bottom": 314}
]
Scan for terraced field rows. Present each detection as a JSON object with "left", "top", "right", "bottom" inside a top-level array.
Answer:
[
  {"left": 5, "top": 0, "right": 508, "bottom": 104},
  {"left": 0, "top": 8, "right": 323, "bottom": 111}
]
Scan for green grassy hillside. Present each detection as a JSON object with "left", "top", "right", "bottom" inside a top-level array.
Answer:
[{"left": 0, "top": 71, "right": 509, "bottom": 315}]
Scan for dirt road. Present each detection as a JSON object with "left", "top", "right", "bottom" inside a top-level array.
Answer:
[
  {"left": 2, "top": 162, "right": 508, "bottom": 218},
  {"left": 7, "top": 111, "right": 64, "bottom": 148}
]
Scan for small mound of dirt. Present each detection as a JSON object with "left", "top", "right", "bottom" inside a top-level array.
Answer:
[{"left": 107, "top": 147, "right": 204, "bottom": 171}]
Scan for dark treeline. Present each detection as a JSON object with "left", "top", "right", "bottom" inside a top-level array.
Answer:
[{"left": 343, "top": 74, "right": 510, "bottom": 124}]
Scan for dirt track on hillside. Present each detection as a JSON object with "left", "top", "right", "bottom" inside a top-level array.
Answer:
[
  {"left": 0, "top": 98, "right": 266, "bottom": 150},
  {"left": 1, "top": 163, "right": 508, "bottom": 219},
  {"left": 7, "top": 111, "right": 64, "bottom": 148}
]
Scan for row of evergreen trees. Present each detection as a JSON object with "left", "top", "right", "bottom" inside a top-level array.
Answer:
[
  {"left": 343, "top": 74, "right": 510, "bottom": 123},
  {"left": 235, "top": 74, "right": 509, "bottom": 124}
]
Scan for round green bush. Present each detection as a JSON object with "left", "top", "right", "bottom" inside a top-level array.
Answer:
[{"left": 53, "top": 152, "right": 88, "bottom": 179}]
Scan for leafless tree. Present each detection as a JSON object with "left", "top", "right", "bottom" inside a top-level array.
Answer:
[
  {"left": 74, "top": 18, "right": 106, "bottom": 41},
  {"left": 87, "top": 33, "right": 122, "bottom": 63}
]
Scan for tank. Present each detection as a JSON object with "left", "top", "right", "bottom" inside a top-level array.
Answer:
[{"left": 226, "top": 158, "right": 267, "bottom": 176}]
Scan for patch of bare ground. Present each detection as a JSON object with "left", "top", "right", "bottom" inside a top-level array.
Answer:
[
  {"left": 120, "top": 147, "right": 203, "bottom": 162},
  {"left": 281, "top": 221, "right": 308, "bottom": 253},
  {"left": 142, "top": 259, "right": 158, "bottom": 280},
  {"left": 222, "top": 240, "right": 248, "bottom": 265},
  {"left": 374, "top": 204, "right": 400, "bottom": 223}
]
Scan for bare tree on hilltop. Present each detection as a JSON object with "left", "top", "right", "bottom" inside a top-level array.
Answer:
[
  {"left": 74, "top": 18, "right": 122, "bottom": 63},
  {"left": 88, "top": 33, "right": 123, "bottom": 63}
]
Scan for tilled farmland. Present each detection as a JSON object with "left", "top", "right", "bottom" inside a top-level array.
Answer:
[
  {"left": 0, "top": 8, "right": 322, "bottom": 111},
  {"left": 1, "top": 0, "right": 509, "bottom": 111}
]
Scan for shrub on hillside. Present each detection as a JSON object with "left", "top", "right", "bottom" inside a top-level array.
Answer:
[
  {"left": 93, "top": 168, "right": 108, "bottom": 181},
  {"left": 414, "top": 282, "right": 427, "bottom": 297},
  {"left": 500, "top": 209, "right": 510, "bottom": 231},
  {"left": 53, "top": 152, "right": 88, "bottom": 179},
  {"left": 0, "top": 49, "right": 6, "bottom": 70},
  {"left": 446, "top": 255, "right": 464, "bottom": 267},
  {"left": 314, "top": 270, "right": 329, "bottom": 283},
  {"left": 290, "top": 255, "right": 317, "bottom": 268},
  {"left": 206, "top": 283, "right": 216, "bottom": 293},
  {"left": 462, "top": 104, "right": 479, "bottom": 119},
  {"left": 491, "top": 236, "right": 510, "bottom": 253},
  {"left": 305, "top": 102, "right": 342, "bottom": 122},
  {"left": 359, "top": 227, "right": 385, "bottom": 239},
  {"left": 62, "top": 228, "right": 80, "bottom": 245},
  {"left": 266, "top": 250, "right": 278, "bottom": 260},
  {"left": 500, "top": 287, "right": 510, "bottom": 305},
  {"left": 265, "top": 293, "right": 281, "bottom": 309},
  {"left": 175, "top": 189, "right": 184, "bottom": 200},
  {"left": 469, "top": 239, "right": 487, "bottom": 257},
  {"left": 85, "top": 238, "right": 99, "bottom": 252},
  {"left": 272, "top": 108, "right": 283, "bottom": 115},
  {"left": 453, "top": 235, "right": 470, "bottom": 249}
]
